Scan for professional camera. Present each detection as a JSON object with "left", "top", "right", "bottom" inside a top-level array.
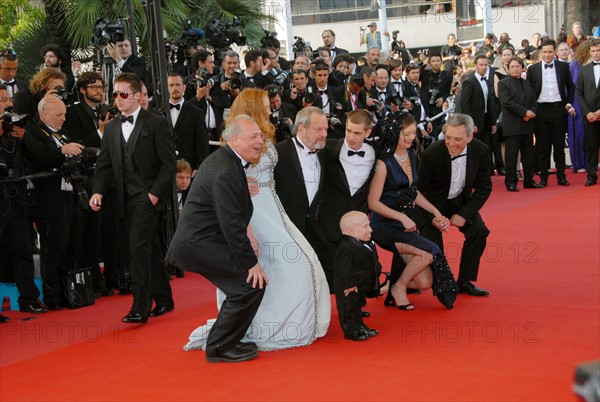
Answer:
[
  {"left": 270, "top": 114, "right": 292, "bottom": 142},
  {"left": 205, "top": 17, "right": 246, "bottom": 50},
  {"left": 98, "top": 103, "right": 119, "bottom": 120},
  {"left": 1, "top": 107, "right": 28, "bottom": 133},
  {"left": 54, "top": 86, "right": 75, "bottom": 103},
  {"left": 428, "top": 88, "right": 440, "bottom": 105},
  {"left": 92, "top": 18, "right": 126, "bottom": 46},
  {"left": 195, "top": 68, "right": 215, "bottom": 88},
  {"left": 272, "top": 70, "right": 290, "bottom": 86},
  {"left": 226, "top": 72, "right": 242, "bottom": 90},
  {"left": 175, "top": 19, "right": 205, "bottom": 50},
  {"left": 303, "top": 86, "right": 317, "bottom": 105},
  {"left": 61, "top": 147, "right": 99, "bottom": 209},
  {"left": 368, "top": 98, "right": 385, "bottom": 112},
  {"left": 292, "top": 36, "right": 306, "bottom": 57},
  {"left": 261, "top": 30, "right": 279, "bottom": 49}
]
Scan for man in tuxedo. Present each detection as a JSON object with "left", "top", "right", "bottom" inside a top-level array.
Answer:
[
  {"left": 240, "top": 50, "right": 272, "bottom": 90},
  {"left": 526, "top": 39, "right": 575, "bottom": 187},
  {"left": 403, "top": 64, "right": 433, "bottom": 138},
  {"left": 331, "top": 74, "right": 368, "bottom": 127},
  {"left": 274, "top": 106, "right": 333, "bottom": 289},
  {"left": 322, "top": 29, "right": 349, "bottom": 62},
  {"left": 22, "top": 96, "right": 85, "bottom": 310},
  {"left": 106, "top": 39, "right": 147, "bottom": 84},
  {"left": 575, "top": 38, "right": 600, "bottom": 186},
  {"left": 0, "top": 49, "right": 27, "bottom": 99},
  {"left": 388, "top": 59, "right": 405, "bottom": 98},
  {"left": 166, "top": 115, "right": 267, "bottom": 363},
  {"left": 90, "top": 73, "right": 175, "bottom": 324},
  {"left": 167, "top": 73, "right": 208, "bottom": 174},
  {"left": 321, "top": 110, "right": 376, "bottom": 288},
  {"left": 311, "top": 61, "right": 341, "bottom": 137},
  {"left": 460, "top": 54, "right": 502, "bottom": 174},
  {"left": 416, "top": 113, "right": 492, "bottom": 297}
]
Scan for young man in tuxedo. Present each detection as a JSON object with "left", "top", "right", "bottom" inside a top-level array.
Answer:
[
  {"left": 90, "top": 73, "right": 176, "bottom": 323},
  {"left": 527, "top": 39, "right": 575, "bottom": 187},
  {"left": 166, "top": 116, "right": 268, "bottom": 363},
  {"left": 575, "top": 38, "right": 600, "bottom": 186},
  {"left": 167, "top": 73, "right": 208, "bottom": 174},
  {"left": 416, "top": 113, "right": 492, "bottom": 297},
  {"left": 274, "top": 107, "right": 333, "bottom": 289},
  {"left": 0, "top": 49, "right": 27, "bottom": 99}
]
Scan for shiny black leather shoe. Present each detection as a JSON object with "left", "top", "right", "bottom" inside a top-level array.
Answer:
[
  {"left": 344, "top": 328, "right": 369, "bottom": 341},
  {"left": 238, "top": 342, "right": 258, "bottom": 353},
  {"left": 496, "top": 167, "right": 506, "bottom": 176},
  {"left": 19, "top": 302, "right": 48, "bottom": 314},
  {"left": 206, "top": 347, "right": 258, "bottom": 363},
  {"left": 539, "top": 178, "right": 548, "bottom": 187},
  {"left": 149, "top": 304, "right": 174, "bottom": 317},
  {"left": 557, "top": 177, "right": 570, "bottom": 186},
  {"left": 122, "top": 312, "right": 148, "bottom": 324},
  {"left": 523, "top": 181, "right": 544, "bottom": 189},
  {"left": 458, "top": 281, "right": 490, "bottom": 297},
  {"left": 506, "top": 185, "right": 519, "bottom": 192},
  {"left": 361, "top": 324, "right": 379, "bottom": 337},
  {"left": 585, "top": 179, "right": 597, "bottom": 186}
]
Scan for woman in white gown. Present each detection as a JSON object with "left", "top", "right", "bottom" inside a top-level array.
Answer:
[{"left": 185, "top": 88, "right": 330, "bottom": 351}]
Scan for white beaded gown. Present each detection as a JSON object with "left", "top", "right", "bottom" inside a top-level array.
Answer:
[{"left": 184, "top": 142, "right": 331, "bottom": 351}]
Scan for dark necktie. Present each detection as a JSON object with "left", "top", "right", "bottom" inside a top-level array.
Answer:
[
  {"left": 348, "top": 150, "right": 365, "bottom": 157},
  {"left": 361, "top": 240, "right": 374, "bottom": 252},
  {"left": 544, "top": 63, "right": 553, "bottom": 69},
  {"left": 120, "top": 115, "right": 134, "bottom": 124},
  {"left": 170, "top": 103, "right": 181, "bottom": 110},
  {"left": 451, "top": 153, "right": 467, "bottom": 161}
]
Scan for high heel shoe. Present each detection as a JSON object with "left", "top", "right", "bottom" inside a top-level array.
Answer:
[
  {"left": 384, "top": 293, "right": 416, "bottom": 310},
  {"left": 379, "top": 272, "right": 390, "bottom": 289}
]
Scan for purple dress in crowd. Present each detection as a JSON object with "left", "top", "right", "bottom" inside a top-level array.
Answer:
[{"left": 568, "top": 60, "right": 587, "bottom": 172}]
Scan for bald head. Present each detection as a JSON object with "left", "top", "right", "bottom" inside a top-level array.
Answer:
[
  {"left": 340, "top": 211, "right": 372, "bottom": 242},
  {"left": 39, "top": 96, "right": 66, "bottom": 131}
]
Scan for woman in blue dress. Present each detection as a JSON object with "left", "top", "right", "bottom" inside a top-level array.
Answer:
[{"left": 368, "top": 114, "right": 458, "bottom": 310}]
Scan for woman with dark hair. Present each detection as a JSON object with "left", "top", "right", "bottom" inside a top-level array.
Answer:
[
  {"left": 368, "top": 114, "right": 458, "bottom": 310},
  {"left": 567, "top": 41, "right": 590, "bottom": 173},
  {"left": 498, "top": 56, "right": 541, "bottom": 191}
]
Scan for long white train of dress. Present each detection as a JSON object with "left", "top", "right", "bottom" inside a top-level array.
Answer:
[{"left": 184, "top": 142, "right": 331, "bottom": 351}]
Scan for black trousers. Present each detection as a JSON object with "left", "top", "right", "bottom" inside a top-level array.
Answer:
[
  {"left": 534, "top": 103, "right": 568, "bottom": 180},
  {"left": 100, "top": 188, "right": 127, "bottom": 288},
  {"left": 335, "top": 290, "right": 363, "bottom": 336},
  {"left": 583, "top": 122, "right": 600, "bottom": 182},
  {"left": 505, "top": 134, "right": 536, "bottom": 187},
  {"left": 0, "top": 197, "right": 40, "bottom": 307},
  {"left": 123, "top": 193, "right": 172, "bottom": 318},
  {"left": 475, "top": 113, "right": 504, "bottom": 170},
  {"left": 419, "top": 197, "right": 489, "bottom": 283}
]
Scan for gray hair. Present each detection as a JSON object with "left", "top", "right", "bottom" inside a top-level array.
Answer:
[
  {"left": 223, "top": 50, "right": 239, "bottom": 60},
  {"left": 222, "top": 114, "right": 255, "bottom": 142},
  {"left": 293, "top": 106, "right": 326, "bottom": 136},
  {"left": 37, "top": 94, "right": 61, "bottom": 114},
  {"left": 446, "top": 113, "right": 475, "bottom": 137}
]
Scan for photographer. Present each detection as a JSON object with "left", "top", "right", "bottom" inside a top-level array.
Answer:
[
  {"left": 420, "top": 52, "right": 452, "bottom": 135},
  {"left": 265, "top": 84, "right": 296, "bottom": 142},
  {"left": 441, "top": 33, "right": 463, "bottom": 72},
  {"left": 106, "top": 39, "right": 147, "bottom": 84},
  {"left": 208, "top": 50, "right": 241, "bottom": 124},
  {"left": 22, "top": 96, "right": 85, "bottom": 310},
  {"left": 402, "top": 64, "right": 433, "bottom": 138},
  {"left": 0, "top": 84, "right": 47, "bottom": 315},
  {"left": 283, "top": 69, "right": 318, "bottom": 111},
  {"left": 12, "top": 69, "right": 68, "bottom": 125}
]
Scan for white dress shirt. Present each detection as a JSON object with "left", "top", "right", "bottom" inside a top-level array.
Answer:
[
  {"left": 537, "top": 60, "right": 561, "bottom": 103},
  {"left": 169, "top": 99, "right": 184, "bottom": 127},
  {"left": 339, "top": 140, "right": 375, "bottom": 196},
  {"left": 294, "top": 136, "right": 321, "bottom": 205},
  {"left": 121, "top": 106, "right": 141, "bottom": 142},
  {"left": 475, "top": 72, "right": 489, "bottom": 113},
  {"left": 448, "top": 146, "right": 468, "bottom": 199}
]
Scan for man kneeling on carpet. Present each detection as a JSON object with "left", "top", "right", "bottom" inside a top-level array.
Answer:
[{"left": 334, "top": 211, "right": 388, "bottom": 341}]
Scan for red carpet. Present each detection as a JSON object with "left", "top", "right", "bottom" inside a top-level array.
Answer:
[{"left": 1, "top": 172, "right": 598, "bottom": 401}]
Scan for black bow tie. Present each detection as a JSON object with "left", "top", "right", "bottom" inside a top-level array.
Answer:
[
  {"left": 318, "top": 90, "right": 327, "bottom": 95},
  {"left": 3, "top": 81, "right": 16, "bottom": 87},
  {"left": 593, "top": 62, "right": 600, "bottom": 66},
  {"left": 120, "top": 115, "right": 134, "bottom": 124},
  {"left": 348, "top": 150, "right": 365, "bottom": 157},
  {"left": 451, "top": 153, "right": 467, "bottom": 161},
  {"left": 544, "top": 63, "right": 553, "bottom": 69},
  {"left": 170, "top": 103, "right": 181, "bottom": 110},
  {"left": 480, "top": 76, "right": 487, "bottom": 81},
  {"left": 243, "top": 162, "right": 251, "bottom": 169}
]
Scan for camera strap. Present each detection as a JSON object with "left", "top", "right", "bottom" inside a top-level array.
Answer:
[{"left": 40, "top": 127, "right": 68, "bottom": 146}]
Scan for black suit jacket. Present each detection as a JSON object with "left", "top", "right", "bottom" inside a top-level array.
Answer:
[
  {"left": 165, "top": 145, "right": 257, "bottom": 273},
  {"left": 403, "top": 81, "right": 426, "bottom": 122},
  {"left": 273, "top": 137, "right": 326, "bottom": 234},
  {"left": 121, "top": 55, "right": 147, "bottom": 84},
  {"left": 21, "top": 123, "right": 71, "bottom": 216},
  {"left": 320, "top": 139, "right": 376, "bottom": 243},
  {"left": 92, "top": 108, "right": 176, "bottom": 217},
  {"left": 498, "top": 76, "right": 537, "bottom": 136},
  {"left": 416, "top": 139, "right": 492, "bottom": 224},
  {"left": 526, "top": 60, "right": 574, "bottom": 105},
  {"left": 64, "top": 102, "right": 102, "bottom": 148},
  {"left": 170, "top": 101, "right": 209, "bottom": 170},
  {"left": 331, "top": 86, "right": 367, "bottom": 124},
  {"left": 460, "top": 69, "right": 499, "bottom": 133},
  {"left": 576, "top": 62, "right": 600, "bottom": 123},
  {"left": 334, "top": 236, "right": 381, "bottom": 295}
]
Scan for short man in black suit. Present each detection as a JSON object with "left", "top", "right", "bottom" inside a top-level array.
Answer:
[
  {"left": 576, "top": 38, "right": 600, "bottom": 186},
  {"left": 526, "top": 39, "right": 575, "bottom": 187},
  {"left": 459, "top": 54, "right": 502, "bottom": 174},
  {"left": 106, "top": 39, "right": 147, "bottom": 84},
  {"left": 90, "top": 73, "right": 176, "bottom": 324},
  {"left": 274, "top": 106, "right": 333, "bottom": 289},
  {"left": 416, "top": 113, "right": 492, "bottom": 297},
  {"left": 167, "top": 73, "right": 208, "bottom": 174},
  {"left": 166, "top": 115, "right": 268, "bottom": 363}
]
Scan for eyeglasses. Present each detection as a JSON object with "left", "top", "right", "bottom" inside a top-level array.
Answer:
[
  {"left": 112, "top": 91, "right": 136, "bottom": 99},
  {"left": 87, "top": 85, "right": 105, "bottom": 91}
]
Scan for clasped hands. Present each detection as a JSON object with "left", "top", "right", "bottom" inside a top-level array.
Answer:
[{"left": 432, "top": 214, "right": 465, "bottom": 232}]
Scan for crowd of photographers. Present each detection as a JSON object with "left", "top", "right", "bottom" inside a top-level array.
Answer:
[{"left": 1, "top": 19, "right": 599, "bottom": 322}]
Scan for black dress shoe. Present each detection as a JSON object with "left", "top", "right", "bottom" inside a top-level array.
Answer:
[
  {"left": 506, "top": 185, "right": 519, "bottom": 192},
  {"left": 557, "top": 177, "right": 570, "bottom": 186},
  {"left": 523, "top": 182, "right": 544, "bottom": 189},
  {"left": 458, "top": 281, "right": 490, "bottom": 297},
  {"left": 46, "top": 303, "right": 64, "bottom": 311},
  {"left": 149, "top": 304, "right": 174, "bottom": 317},
  {"left": 496, "top": 167, "right": 506, "bottom": 176},
  {"left": 237, "top": 342, "right": 258, "bottom": 353},
  {"left": 206, "top": 347, "right": 258, "bottom": 363},
  {"left": 361, "top": 311, "right": 370, "bottom": 317},
  {"left": 585, "top": 179, "right": 597, "bottom": 186},
  {"left": 122, "top": 312, "right": 148, "bottom": 324},
  {"left": 344, "top": 328, "right": 369, "bottom": 341},
  {"left": 361, "top": 324, "right": 379, "bottom": 337},
  {"left": 538, "top": 178, "right": 548, "bottom": 187},
  {"left": 20, "top": 303, "right": 48, "bottom": 314},
  {"left": 0, "top": 314, "right": 9, "bottom": 323}
]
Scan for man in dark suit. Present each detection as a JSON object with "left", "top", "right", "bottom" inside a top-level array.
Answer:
[
  {"left": 240, "top": 50, "right": 272, "bottom": 90},
  {"left": 416, "top": 113, "right": 492, "bottom": 297},
  {"left": 90, "top": 73, "right": 176, "bottom": 324},
  {"left": 0, "top": 49, "right": 28, "bottom": 99},
  {"left": 208, "top": 50, "right": 241, "bottom": 128},
  {"left": 403, "top": 64, "right": 433, "bottom": 138},
  {"left": 331, "top": 74, "right": 368, "bottom": 127},
  {"left": 167, "top": 73, "right": 208, "bottom": 173},
  {"left": 460, "top": 54, "right": 502, "bottom": 174},
  {"left": 166, "top": 115, "right": 267, "bottom": 363},
  {"left": 321, "top": 29, "right": 349, "bottom": 62},
  {"left": 107, "top": 39, "right": 147, "bottom": 84},
  {"left": 526, "top": 39, "right": 575, "bottom": 187},
  {"left": 575, "top": 38, "right": 600, "bottom": 187},
  {"left": 420, "top": 53, "right": 452, "bottom": 134},
  {"left": 22, "top": 96, "right": 86, "bottom": 310},
  {"left": 274, "top": 106, "right": 333, "bottom": 289}
]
